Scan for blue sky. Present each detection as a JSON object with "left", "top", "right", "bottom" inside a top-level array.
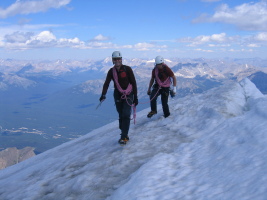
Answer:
[{"left": 1, "top": 0, "right": 267, "bottom": 60}]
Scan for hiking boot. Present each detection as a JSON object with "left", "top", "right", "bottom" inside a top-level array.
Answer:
[
  {"left": 118, "top": 137, "right": 129, "bottom": 145},
  {"left": 147, "top": 111, "right": 157, "bottom": 118},
  {"left": 164, "top": 113, "right": 170, "bottom": 118},
  {"left": 120, "top": 134, "right": 129, "bottom": 140}
]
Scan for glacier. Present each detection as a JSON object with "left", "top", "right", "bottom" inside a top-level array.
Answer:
[{"left": 0, "top": 78, "right": 266, "bottom": 200}]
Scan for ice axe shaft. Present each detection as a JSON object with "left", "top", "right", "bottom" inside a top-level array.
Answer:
[{"left": 95, "top": 100, "right": 104, "bottom": 110}]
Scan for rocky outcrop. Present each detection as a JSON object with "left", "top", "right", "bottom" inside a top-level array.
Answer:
[{"left": 0, "top": 147, "right": 35, "bottom": 169}]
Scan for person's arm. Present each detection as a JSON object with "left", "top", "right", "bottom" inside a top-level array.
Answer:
[
  {"left": 127, "top": 66, "right": 139, "bottom": 105},
  {"left": 147, "top": 72, "right": 155, "bottom": 95},
  {"left": 99, "top": 69, "right": 112, "bottom": 101},
  {"left": 128, "top": 67, "right": 138, "bottom": 98},
  {"left": 172, "top": 75, "right": 177, "bottom": 87},
  {"left": 171, "top": 75, "right": 177, "bottom": 94},
  {"left": 166, "top": 66, "right": 177, "bottom": 93}
]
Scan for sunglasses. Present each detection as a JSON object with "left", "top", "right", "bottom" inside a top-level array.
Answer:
[{"left": 113, "top": 58, "right": 122, "bottom": 61}]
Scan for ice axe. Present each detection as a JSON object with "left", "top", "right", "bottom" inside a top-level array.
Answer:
[{"left": 95, "top": 99, "right": 105, "bottom": 110}]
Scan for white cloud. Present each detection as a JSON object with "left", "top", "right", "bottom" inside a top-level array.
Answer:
[
  {"left": 121, "top": 45, "right": 133, "bottom": 49},
  {"left": 208, "top": 43, "right": 230, "bottom": 47},
  {"left": 193, "top": 1, "right": 267, "bottom": 31},
  {"left": 59, "top": 37, "right": 81, "bottom": 44},
  {"left": 0, "top": 0, "right": 71, "bottom": 19},
  {"left": 86, "top": 41, "right": 115, "bottom": 49},
  {"left": 239, "top": 32, "right": 267, "bottom": 48},
  {"left": 229, "top": 48, "right": 254, "bottom": 52},
  {"left": 5, "top": 31, "right": 34, "bottom": 43},
  {"left": 90, "top": 34, "right": 110, "bottom": 42},
  {"left": 240, "top": 32, "right": 267, "bottom": 47},
  {"left": 0, "top": 24, "right": 64, "bottom": 45},
  {"left": 26, "top": 31, "right": 57, "bottom": 47},
  {"left": 134, "top": 42, "right": 155, "bottom": 51},
  {"left": 178, "top": 32, "right": 267, "bottom": 50},
  {"left": 180, "top": 33, "right": 231, "bottom": 46},
  {"left": 1, "top": 30, "right": 118, "bottom": 50},
  {"left": 133, "top": 42, "right": 167, "bottom": 51},
  {"left": 194, "top": 48, "right": 214, "bottom": 52},
  {"left": 2, "top": 30, "right": 266, "bottom": 53},
  {"left": 247, "top": 44, "right": 260, "bottom": 48},
  {"left": 210, "top": 33, "right": 227, "bottom": 42},
  {"left": 253, "top": 32, "right": 267, "bottom": 41},
  {"left": 2, "top": 30, "right": 74, "bottom": 49},
  {"left": 33, "top": 31, "right": 56, "bottom": 42}
]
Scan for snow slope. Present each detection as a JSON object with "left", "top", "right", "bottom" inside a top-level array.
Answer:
[{"left": 0, "top": 78, "right": 266, "bottom": 200}]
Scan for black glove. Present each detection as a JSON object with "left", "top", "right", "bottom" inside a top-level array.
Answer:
[
  {"left": 133, "top": 98, "right": 138, "bottom": 106},
  {"left": 99, "top": 95, "right": 106, "bottom": 102}
]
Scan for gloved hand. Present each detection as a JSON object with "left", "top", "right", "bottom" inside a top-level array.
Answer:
[
  {"left": 147, "top": 89, "right": 151, "bottom": 95},
  {"left": 170, "top": 87, "right": 176, "bottom": 98},
  {"left": 133, "top": 98, "right": 138, "bottom": 106},
  {"left": 173, "top": 87, "right": 177, "bottom": 95},
  {"left": 99, "top": 95, "right": 106, "bottom": 102}
]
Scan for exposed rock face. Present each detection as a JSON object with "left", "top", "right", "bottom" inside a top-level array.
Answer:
[{"left": 0, "top": 147, "right": 35, "bottom": 169}]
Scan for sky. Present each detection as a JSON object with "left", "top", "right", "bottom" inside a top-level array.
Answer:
[
  {"left": 1, "top": 0, "right": 267, "bottom": 60},
  {"left": 0, "top": 78, "right": 266, "bottom": 200}
]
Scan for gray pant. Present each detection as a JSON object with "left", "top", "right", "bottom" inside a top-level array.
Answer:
[{"left": 113, "top": 89, "right": 133, "bottom": 139}]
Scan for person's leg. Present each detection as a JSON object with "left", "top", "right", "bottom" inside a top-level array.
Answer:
[
  {"left": 147, "top": 88, "right": 160, "bottom": 118},
  {"left": 150, "top": 88, "right": 159, "bottom": 113},
  {"left": 120, "top": 94, "right": 133, "bottom": 139},
  {"left": 114, "top": 90, "right": 123, "bottom": 131},
  {"left": 161, "top": 88, "right": 170, "bottom": 118}
]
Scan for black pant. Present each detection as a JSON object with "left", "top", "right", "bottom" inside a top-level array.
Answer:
[
  {"left": 114, "top": 89, "right": 133, "bottom": 139},
  {"left": 150, "top": 86, "right": 170, "bottom": 117}
]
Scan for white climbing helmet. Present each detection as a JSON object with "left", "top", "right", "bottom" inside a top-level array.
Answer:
[
  {"left": 155, "top": 56, "right": 164, "bottom": 64},
  {"left": 112, "top": 51, "right": 122, "bottom": 58}
]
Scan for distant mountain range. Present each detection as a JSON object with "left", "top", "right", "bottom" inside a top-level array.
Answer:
[
  {"left": 0, "top": 57, "right": 267, "bottom": 159},
  {"left": 1, "top": 57, "right": 266, "bottom": 91}
]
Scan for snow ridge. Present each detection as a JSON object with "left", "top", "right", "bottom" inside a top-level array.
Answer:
[{"left": 0, "top": 79, "right": 266, "bottom": 200}]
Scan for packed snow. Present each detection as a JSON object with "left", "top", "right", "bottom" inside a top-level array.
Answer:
[{"left": 0, "top": 78, "right": 266, "bottom": 200}]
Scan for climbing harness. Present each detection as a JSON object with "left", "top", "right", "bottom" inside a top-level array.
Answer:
[
  {"left": 113, "top": 67, "right": 137, "bottom": 124},
  {"left": 99, "top": 65, "right": 173, "bottom": 124}
]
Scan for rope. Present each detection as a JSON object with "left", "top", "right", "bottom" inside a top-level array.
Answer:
[
  {"left": 139, "top": 65, "right": 170, "bottom": 105},
  {"left": 138, "top": 87, "right": 161, "bottom": 105},
  {"left": 113, "top": 67, "right": 136, "bottom": 124},
  {"left": 111, "top": 65, "right": 171, "bottom": 124},
  {"left": 112, "top": 67, "right": 132, "bottom": 99},
  {"left": 154, "top": 66, "right": 171, "bottom": 87}
]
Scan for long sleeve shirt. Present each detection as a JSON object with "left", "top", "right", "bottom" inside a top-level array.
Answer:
[{"left": 101, "top": 65, "right": 138, "bottom": 98}]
